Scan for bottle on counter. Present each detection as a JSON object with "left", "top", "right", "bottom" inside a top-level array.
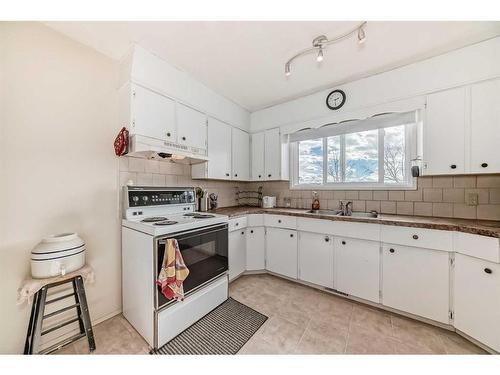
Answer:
[{"left": 312, "top": 191, "right": 320, "bottom": 211}]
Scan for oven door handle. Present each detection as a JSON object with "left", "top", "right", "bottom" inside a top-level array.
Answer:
[{"left": 157, "top": 224, "right": 228, "bottom": 244}]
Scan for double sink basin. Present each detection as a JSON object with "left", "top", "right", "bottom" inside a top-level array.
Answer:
[{"left": 306, "top": 209, "right": 379, "bottom": 218}]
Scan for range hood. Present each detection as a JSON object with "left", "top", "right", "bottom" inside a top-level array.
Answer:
[{"left": 127, "top": 135, "right": 209, "bottom": 165}]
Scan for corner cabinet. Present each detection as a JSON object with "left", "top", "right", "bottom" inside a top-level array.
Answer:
[
  {"left": 192, "top": 117, "right": 232, "bottom": 180},
  {"left": 231, "top": 127, "right": 250, "bottom": 181},
  {"left": 265, "top": 227, "right": 297, "bottom": 279},
  {"left": 246, "top": 226, "right": 265, "bottom": 271},
  {"left": 423, "top": 78, "right": 500, "bottom": 176},
  {"left": 192, "top": 118, "right": 250, "bottom": 181},
  {"left": 250, "top": 128, "right": 289, "bottom": 181}
]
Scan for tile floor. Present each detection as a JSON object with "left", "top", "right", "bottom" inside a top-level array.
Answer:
[{"left": 57, "top": 274, "right": 486, "bottom": 355}]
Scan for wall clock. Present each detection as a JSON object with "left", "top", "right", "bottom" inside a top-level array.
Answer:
[{"left": 326, "top": 89, "right": 346, "bottom": 110}]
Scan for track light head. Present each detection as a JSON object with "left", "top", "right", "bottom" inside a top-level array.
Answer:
[
  {"left": 285, "top": 63, "right": 291, "bottom": 76},
  {"left": 316, "top": 48, "right": 324, "bottom": 62},
  {"left": 357, "top": 26, "right": 366, "bottom": 44}
]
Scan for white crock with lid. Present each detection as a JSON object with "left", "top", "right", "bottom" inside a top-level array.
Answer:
[{"left": 30, "top": 233, "right": 86, "bottom": 278}]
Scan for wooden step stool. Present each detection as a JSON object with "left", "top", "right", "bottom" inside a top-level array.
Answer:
[{"left": 24, "top": 275, "right": 96, "bottom": 354}]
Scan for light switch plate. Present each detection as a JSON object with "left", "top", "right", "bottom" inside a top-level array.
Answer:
[{"left": 466, "top": 192, "right": 479, "bottom": 206}]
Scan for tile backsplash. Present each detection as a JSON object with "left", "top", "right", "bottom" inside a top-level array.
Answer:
[
  {"left": 119, "top": 157, "right": 241, "bottom": 208},
  {"left": 119, "top": 157, "right": 500, "bottom": 221},
  {"left": 247, "top": 175, "right": 500, "bottom": 221}
]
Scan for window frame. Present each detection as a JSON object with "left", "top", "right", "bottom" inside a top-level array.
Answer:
[{"left": 290, "top": 123, "right": 418, "bottom": 190}]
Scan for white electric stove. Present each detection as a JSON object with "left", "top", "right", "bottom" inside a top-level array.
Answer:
[{"left": 121, "top": 186, "right": 229, "bottom": 349}]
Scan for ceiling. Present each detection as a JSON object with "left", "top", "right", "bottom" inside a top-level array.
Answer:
[{"left": 44, "top": 21, "right": 500, "bottom": 112}]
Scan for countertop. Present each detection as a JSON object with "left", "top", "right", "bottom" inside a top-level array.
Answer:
[{"left": 209, "top": 206, "right": 500, "bottom": 238}]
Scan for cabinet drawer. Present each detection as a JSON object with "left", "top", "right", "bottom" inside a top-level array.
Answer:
[
  {"left": 381, "top": 226, "right": 453, "bottom": 251},
  {"left": 247, "top": 214, "right": 264, "bottom": 227},
  {"left": 264, "top": 214, "right": 297, "bottom": 229},
  {"left": 455, "top": 232, "right": 500, "bottom": 263},
  {"left": 297, "top": 217, "right": 380, "bottom": 241},
  {"left": 228, "top": 216, "right": 247, "bottom": 232}
]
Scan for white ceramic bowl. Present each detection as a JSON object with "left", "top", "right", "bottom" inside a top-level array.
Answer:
[{"left": 31, "top": 233, "right": 86, "bottom": 278}]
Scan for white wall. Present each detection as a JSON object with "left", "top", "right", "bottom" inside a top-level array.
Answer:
[
  {"left": 0, "top": 22, "right": 121, "bottom": 353},
  {"left": 250, "top": 37, "right": 500, "bottom": 133}
]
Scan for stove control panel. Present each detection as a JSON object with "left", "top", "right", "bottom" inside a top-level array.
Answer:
[{"left": 125, "top": 187, "right": 195, "bottom": 208}]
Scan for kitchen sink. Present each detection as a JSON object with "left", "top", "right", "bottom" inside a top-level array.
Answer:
[
  {"left": 306, "top": 209, "right": 342, "bottom": 215},
  {"left": 306, "top": 209, "right": 378, "bottom": 218},
  {"left": 337, "top": 211, "right": 378, "bottom": 218}
]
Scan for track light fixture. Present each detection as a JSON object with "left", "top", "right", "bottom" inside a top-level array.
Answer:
[{"left": 284, "top": 21, "right": 367, "bottom": 77}]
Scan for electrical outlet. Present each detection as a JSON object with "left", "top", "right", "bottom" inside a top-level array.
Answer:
[{"left": 466, "top": 192, "right": 479, "bottom": 206}]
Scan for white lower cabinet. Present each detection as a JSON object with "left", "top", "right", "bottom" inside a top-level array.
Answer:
[
  {"left": 382, "top": 244, "right": 450, "bottom": 323},
  {"left": 298, "top": 232, "right": 334, "bottom": 288},
  {"left": 265, "top": 227, "right": 298, "bottom": 279},
  {"left": 454, "top": 253, "right": 500, "bottom": 352},
  {"left": 334, "top": 237, "right": 380, "bottom": 303},
  {"left": 228, "top": 229, "right": 246, "bottom": 281},
  {"left": 246, "top": 227, "right": 265, "bottom": 271}
]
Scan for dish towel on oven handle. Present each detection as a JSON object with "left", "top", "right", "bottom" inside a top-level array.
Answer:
[{"left": 156, "top": 238, "right": 190, "bottom": 301}]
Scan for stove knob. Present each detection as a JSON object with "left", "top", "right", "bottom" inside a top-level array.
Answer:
[
  {"left": 142, "top": 196, "right": 149, "bottom": 202},
  {"left": 132, "top": 196, "right": 139, "bottom": 202}
]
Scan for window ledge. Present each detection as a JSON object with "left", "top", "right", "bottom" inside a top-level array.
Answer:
[{"left": 290, "top": 182, "right": 417, "bottom": 191}]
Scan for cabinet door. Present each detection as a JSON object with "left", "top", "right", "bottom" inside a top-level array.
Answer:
[
  {"left": 382, "top": 244, "right": 450, "bottom": 323},
  {"left": 251, "top": 132, "right": 265, "bottom": 181},
  {"left": 228, "top": 229, "right": 247, "bottom": 281},
  {"left": 207, "top": 117, "right": 232, "bottom": 179},
  {"left": 131, "top": 84, "right": 176, "bottom": 141},
  {"left": 335, "top": 237, "right": 380, "bottom": 303},
  {"left": 454, "top": 253, "right": 500, "bottom": 352},
  {"left": 424, "top": 87, "right": 466, "bottom": 175},
  {"left": 176, "top": 103, "right": 207, "bottom": 150},
  {"left": 470, "top": 79, "right": 500, "bottom": 174},
  {"left": 231, "top": 127, "right": 250, "bottom": 181},
  {"left": 298, "top": 232, "right": 334, "bottom": 288},
  {"left": 265, "top": 228, "right": 297, "bottom": 279},
  {"left": 264, "top": 128, "right": 281, "bottom": 180},
  {"left": 246, "top": 227, "right": 265, "bottom": 271}
]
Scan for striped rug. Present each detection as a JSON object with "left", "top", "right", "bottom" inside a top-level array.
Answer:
[{"left": 151, "top": 298, "right": 268, "bottom": 355}]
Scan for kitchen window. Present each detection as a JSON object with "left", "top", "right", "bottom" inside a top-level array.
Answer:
[{"left": 290, "top": 111, "right": 419, "bottom": 190}]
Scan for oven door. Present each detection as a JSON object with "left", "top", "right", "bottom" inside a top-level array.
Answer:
[{"left": 155, "top": 223, "right": 228, "bottom": 310}]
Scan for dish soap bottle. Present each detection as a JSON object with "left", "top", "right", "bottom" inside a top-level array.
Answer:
[{"left": 312, "top": 191, "right": 320, "bottom": 211}]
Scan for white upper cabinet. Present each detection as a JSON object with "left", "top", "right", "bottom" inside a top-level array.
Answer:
[
  {"left": 334, "top": 237, "right": 380, "bottom": 303},
  {"left": 251, "top": 127, "right": 288, "bottom": 182},
  {"left": 454, "top": 253, "right": 500, "bottom": 352},
  {"left": 264, "top": 128, "right": 282, "bottom": 180},
  {"left": 122, "top": 83, "right": 176, "bottom": 141},
  {"left": 424, "top": 87, "right": 466, "bottom": 175},
  {"left": 251, "top": 132, "right": 265, "bottom": 181},
  {"left": 231, "top": 127, "right": 250, "bottom": 181},
  {"left": 194, "top": 117, "right": 232, "bottom": 179},
  {"left": 470, "top": 78, "right": 500, "bottom": 174},
  {"left": 176, "top": 103, "right": 207, "bottom": 150},
  {"left": 382, "top": 244, "right": 450, "bottom": 324},
  {"left": 298, "top": 232, "right": 334, "bottom": 288}
]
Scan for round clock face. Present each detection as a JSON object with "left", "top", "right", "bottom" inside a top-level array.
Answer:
[{"left": 326, "top": 90, "right": 346, "bottom": 110}]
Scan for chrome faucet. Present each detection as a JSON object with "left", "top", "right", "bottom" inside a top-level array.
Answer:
[{"left": 339, "top": 201, "right": 353, "bottom": 216}]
